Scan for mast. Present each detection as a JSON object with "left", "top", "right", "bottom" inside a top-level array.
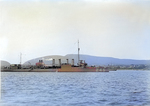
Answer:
[{"left": 78, "top": 40, "right": 80, "bottom": 65}]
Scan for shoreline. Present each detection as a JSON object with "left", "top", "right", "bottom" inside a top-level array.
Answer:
[{"left": 117, "top": 69, "right": 150, "bottom": 71}]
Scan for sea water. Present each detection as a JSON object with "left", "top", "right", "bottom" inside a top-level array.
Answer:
[{"left": 1, "top": 70, "right": 150, "bottom": 106}]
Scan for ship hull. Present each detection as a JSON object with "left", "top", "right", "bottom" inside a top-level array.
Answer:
[
  {"left": 1, "top": 65, "right": 109, "bottom": 72},
  {"left": 58, "top": 65, "right": 109, "bottom": 72},
  {"left": 108, "top": 68, "right": 117, "bottom": 71},
  {"left": 1, "top": 69, "right": 57, "bottom": 72}
]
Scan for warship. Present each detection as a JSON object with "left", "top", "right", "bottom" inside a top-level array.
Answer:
[{"left": 2, "top": 41, "right": 109, "bottom": 72}]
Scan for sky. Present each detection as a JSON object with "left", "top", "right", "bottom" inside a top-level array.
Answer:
[{"left": 0, "top": 0, "right": 150, "bottom": 64}]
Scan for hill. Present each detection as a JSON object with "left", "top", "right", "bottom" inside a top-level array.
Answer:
[
  {"left": 1, "top": 60, "right": 11, "bottom": 68},
  {"left": 23, "top": 54, "right": 150, "bottom": 66}
]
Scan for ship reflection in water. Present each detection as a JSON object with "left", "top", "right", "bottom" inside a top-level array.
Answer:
[{"left": 1, "top": 70, "right": 150, "bottom": 105}]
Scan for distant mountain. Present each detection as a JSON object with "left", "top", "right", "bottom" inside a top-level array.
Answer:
[{"left": 24, "top": 54, "right": 150, "bottom": 66}]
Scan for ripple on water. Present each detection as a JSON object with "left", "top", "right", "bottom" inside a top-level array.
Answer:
[{"left": 1, "top": 71, "right": 150, "bottom": 106}]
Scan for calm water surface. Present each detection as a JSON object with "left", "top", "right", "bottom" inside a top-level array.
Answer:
[{"left": 1, "top": 70, "right": 150, "bottom": 106}]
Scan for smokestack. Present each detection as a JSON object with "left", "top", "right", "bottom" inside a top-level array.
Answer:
[
  {"left": 72, "top": 59, "right": 74, "bottom": 66},
  {"left": 52, "top": 59, "right": 55, "bottom": 66},
  {"left": 59, "top": 59, "right": 61, "bottom": 66},
  {"left": 66, "top": 59, "right": 69, "bottom": 64}
]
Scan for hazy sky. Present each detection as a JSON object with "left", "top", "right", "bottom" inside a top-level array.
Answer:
[{"left": 1, "top": 0, "right": 150, "bottom": 64}]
